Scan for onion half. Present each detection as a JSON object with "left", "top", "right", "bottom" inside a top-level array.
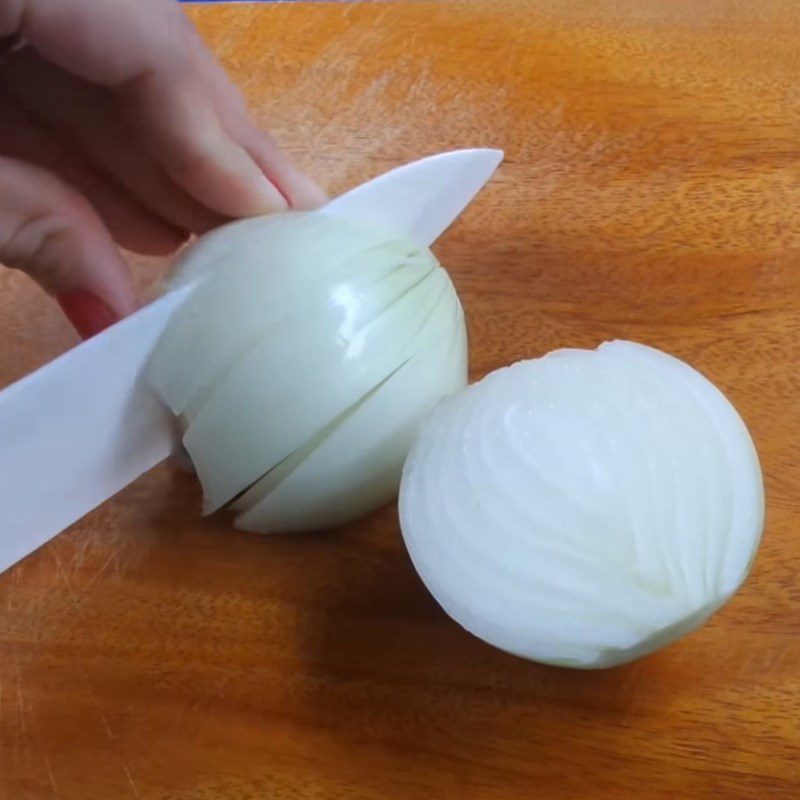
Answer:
[{"left": 399, "top": 341, "right": 764, "bottom": 668}]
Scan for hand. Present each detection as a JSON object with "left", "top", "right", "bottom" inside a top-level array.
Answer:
[{"left": 0, "top": 0, "right": 326, "bottom": 337}]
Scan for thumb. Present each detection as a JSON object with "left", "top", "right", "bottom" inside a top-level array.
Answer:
[{"left": 0, "top": 155, "right": 136, "bottom": 338}]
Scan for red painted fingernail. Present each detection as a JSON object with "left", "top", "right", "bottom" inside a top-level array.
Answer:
[{"left": 56, "top": 290, "right": 120, "bottom": 340}]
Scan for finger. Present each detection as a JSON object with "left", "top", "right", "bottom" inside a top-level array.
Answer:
[
  {"left": 0, "top": 89, "right": 184, "bottom": 255},
  {"left": 121, "top": 66, "right": 289, "bottom": 217},
  {"left": 184, "top": 23, "right": 328, "bottom": 209},
  {"left": 240, "top": 127, "right": 329, "bottom": 211},
  {"left": 2, "top": 0, "right": 289, "bottom": 217},
  {"left": 0, "top": 49, "right": 225, "bottom": 236},
  {"left": 0, "top": 155, "right": 136, "bottom": 330}
]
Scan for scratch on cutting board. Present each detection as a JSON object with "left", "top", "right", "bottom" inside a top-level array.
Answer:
[
  {"left": 85, "top": 551, "right": 116, "bottom": 589},
  {"left": 8, "top": 563, "right": 22, "bottom": 613},
  {"left": 84, "top": 538, "right": 124, "bottom": 591},
  {"left": 73, "top": 655, "right": 117, "bottom": 743},
  {"left": 15, "top": 661, "right": 27, "bottom": 750},
  {"left": 122, "top": 763, "right": 142, "bottom": 800},
  {"left": 65, "top": 505, "right": 123, "bottom": 582},
  {"left": 52, "top": 552, "right": 117, "bottom": 744},
  {"left": 53, "top": 553, "right": 82, "bottom": 617},
  {"left": 45, "top": 757, "right": 62, "bottom": 800},
  {"left": 51, "top": 551, "right": 145, "bottom": 800},
  {"left": 341, "top": 0, "right": 391, "bottom": 23},
  {"left": 88, "top": 682, "right": 117, "bottom": 743}
]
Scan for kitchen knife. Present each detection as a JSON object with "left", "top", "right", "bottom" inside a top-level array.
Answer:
[{"left": 0, "top": 148, "right": 503, "bottom": 574}]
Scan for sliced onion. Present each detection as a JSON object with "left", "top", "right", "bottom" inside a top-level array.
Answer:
[
  {"left": 147, "top": 211, "right": 467, "bottom": 531},
  {"left": 235, "top": 287, "right": 467, "bottom": 532},
  {"left": 399, "top": 341, "right": 764, "bottom": 668}
]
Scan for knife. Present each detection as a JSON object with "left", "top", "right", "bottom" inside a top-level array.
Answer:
[{"left": 0, "top": 148, "right": 503, "bottom": 574}]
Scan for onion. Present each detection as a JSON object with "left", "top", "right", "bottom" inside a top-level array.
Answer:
[
  {"left": 147, "top": 211, "right": 467, "bottom": 532},
  {"left": 399, "top": 341, "right": 763, "bottom": 668}
]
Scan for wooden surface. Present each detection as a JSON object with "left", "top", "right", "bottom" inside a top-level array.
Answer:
[{"left": 2, "top": 1, "right": 800, "bottom": 797}]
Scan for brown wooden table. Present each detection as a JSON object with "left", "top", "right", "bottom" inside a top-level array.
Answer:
[{"left": 2, "top": 2, "right": 799, "bottom": 797}]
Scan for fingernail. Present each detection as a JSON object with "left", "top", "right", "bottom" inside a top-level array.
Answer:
[
  {"left": 56, "top": 290, "right": 120, "bottom": 340},
  {"left": 289, "top": 173, "right": 329, "bottom": 210},
  {"left": 219, "top": 138, "right": 288, "bottom": 214},
  {"left": 248, "top": 171, "right": 289, "bottom": 213}
]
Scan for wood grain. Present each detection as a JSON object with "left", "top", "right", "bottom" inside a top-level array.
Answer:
[{"left": 2, "top": 2, "right": 800, "bottom": 797}]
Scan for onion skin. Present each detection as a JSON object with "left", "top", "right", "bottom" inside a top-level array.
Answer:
[
  {"left": 147, "top": 211, "right": 468, "bottom": 533},
  {"left": 399, "top": 341, "right": 764, "bottom": 669}
]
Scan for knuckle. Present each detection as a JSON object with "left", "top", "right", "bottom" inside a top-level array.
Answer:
[
  {"left": 2, "top": 212, "right": 64, "bottom": 279},
  {"left": 3, "top": 207, "right": 44, "bottom": 262},
  {"left": 0, "top": 157, "right": 97, "bottom": 287},
  {"left": 0, "top": 195, "right": 89, "bottom": 287}
]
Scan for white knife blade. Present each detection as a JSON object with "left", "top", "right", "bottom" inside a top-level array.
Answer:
[
  {"left": 0, "top": 148, "right": 503, "bottom": 574},
  {"left": 321, "top": 148, "right": 503, "bottom": 247}
]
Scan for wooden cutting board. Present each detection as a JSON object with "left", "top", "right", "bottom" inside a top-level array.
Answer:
[{"left": 2, "top": 2, "right": 799, "bottom": 798}]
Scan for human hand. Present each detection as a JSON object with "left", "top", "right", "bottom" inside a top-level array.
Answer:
[{"left": 0, "top": 0, "right": 326, "bottom": 337}]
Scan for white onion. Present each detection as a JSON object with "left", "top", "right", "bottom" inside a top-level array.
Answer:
[
  {"left": 399, "top": 341, "right": 763, "bottom": 668},
  {"left": 147, "top": 211, "right": 467, "bottom": 532}
]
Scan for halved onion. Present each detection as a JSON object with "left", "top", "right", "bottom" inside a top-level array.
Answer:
[
  {"left": 399, "top": 341, "right": 764, "bottom": 668},
  {"left": 147, "top": 211, "right": 467, "bottom": 532}
]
